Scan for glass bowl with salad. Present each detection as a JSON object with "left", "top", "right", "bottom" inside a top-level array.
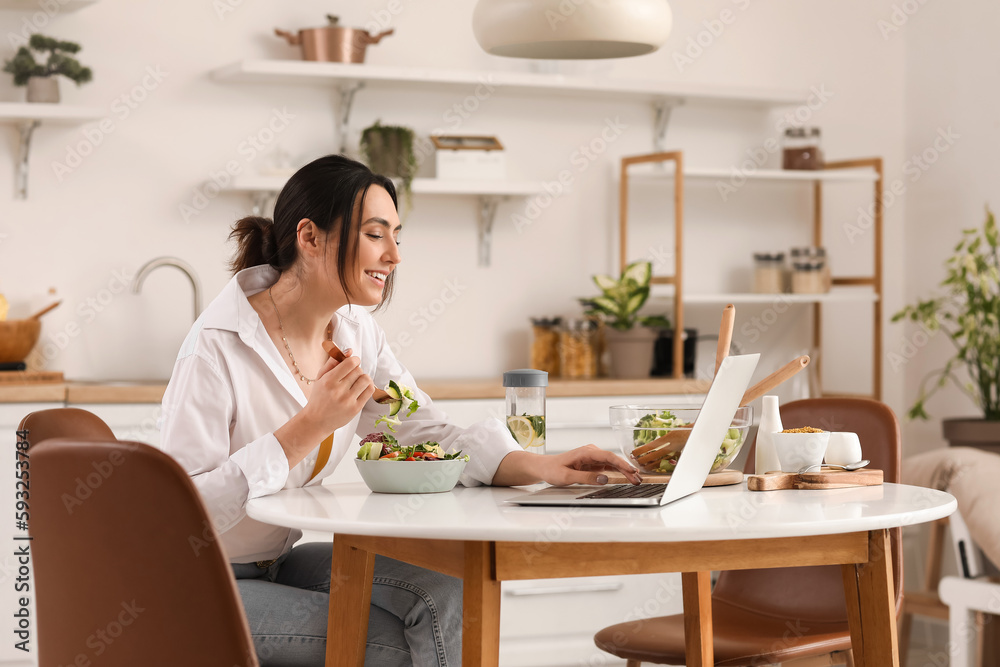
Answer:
[
  {"left": 610, "top": 405, "right": 753, "bottom": 474},
  {"left": 354, "top": 432, "right": 470, "bottom": 494}
]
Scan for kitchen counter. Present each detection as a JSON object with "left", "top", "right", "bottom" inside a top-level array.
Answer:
[{"left": 0, "top": 377, "right": 709, "bottom": 404}]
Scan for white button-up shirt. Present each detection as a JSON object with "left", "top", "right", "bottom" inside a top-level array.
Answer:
[{"left": 159, "top": 265, "right": 521, "bottom": 563}]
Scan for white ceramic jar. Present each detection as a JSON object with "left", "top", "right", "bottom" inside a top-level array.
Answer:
[{"left": 825, "top": 432, "right": 863, "bottom": 466}]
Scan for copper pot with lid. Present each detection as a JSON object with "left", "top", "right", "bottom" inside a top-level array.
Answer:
[{"left": 275, "top": 15, "right": 394, "bottom": 63}]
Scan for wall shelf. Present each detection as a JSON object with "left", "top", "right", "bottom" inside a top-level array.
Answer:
[
  {"left": 626, "top": 163, "right": 880, "bottom": 183},
  {"left": 211, "top": 60, "right": 806, "bottom": 153},
  {"left": 0, "top": 103, "right": 103, "bottom": 199},
  {"left": 682, "top": 290, "right": 880, "bottom": 305},
  {"left": 212, "top": 60, "right": 806, "bottom": 107},
  {"left": 219, "top": 176, "right": 543, "bottom": 267},
  {"left": 0, "top": 103, "right": 102, "bottom": 124},
  {"left": 0, "top": 0, "right": 98, "bottom": 10}
]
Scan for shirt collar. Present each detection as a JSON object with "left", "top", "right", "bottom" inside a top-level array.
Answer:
[{"left": 201, "top": 265, "right": 276, "bottom": 346}]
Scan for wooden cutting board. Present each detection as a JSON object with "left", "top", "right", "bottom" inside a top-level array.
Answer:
[
  {"left": 0, "top": 370, "right": 64, "bottom": 384},
  {"left": 605, "top": 469, "right": 744, "bottom": 487},
  {"left": 747, "top": 468, "right": 883, "bottom": 491}
]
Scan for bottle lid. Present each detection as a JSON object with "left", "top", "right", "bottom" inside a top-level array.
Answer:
[
  {"left": 503, "top": 369, "right": 548, "bottom": 387},
  {"left": 560, "top": 317, "right": 598, "bottom": 331}
]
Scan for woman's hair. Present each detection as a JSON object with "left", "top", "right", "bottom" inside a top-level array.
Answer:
[{"left": 228, "top": 154, "right": 399, "bottom": 307}]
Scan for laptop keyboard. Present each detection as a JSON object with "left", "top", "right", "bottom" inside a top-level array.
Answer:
[{"left": 578, "top": 484, "right": 665, "bottom": 499}]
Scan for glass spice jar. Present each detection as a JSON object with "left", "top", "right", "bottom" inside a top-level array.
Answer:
[
  {"left": 782, "top": 127, "right": 824, "bottom": 170},
  {"left": 529, "top": 317, "right": 561, "bottom": 376},
  {"left": 791, "top": 261, "right": 827, "bottom": 294},
  {"left": 790, "top": 247, "right": 831, "bottom": 293},
  {"left": 558, "top": 318, "right": 599, "bottom": 379},
  {"left": 753, "top": 252, "right": 786, "bottom": 294}
]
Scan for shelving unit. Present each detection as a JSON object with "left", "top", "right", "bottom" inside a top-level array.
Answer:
[
  {"left": 219, "top": 175, "right": 544, "bottom": 266},
  {"left": 620, "top": 152, "right": 884, "bottom": 397},
  {"left": 0, "top": 103, "right": 103, "bottom": 199},
  {"left": 211, "top": 60, "right": 806, "bottom": 153}
]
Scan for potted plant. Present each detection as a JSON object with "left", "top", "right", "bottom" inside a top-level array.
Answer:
[
  {"left": 3, "top": 34, "right": 93, "bottom": 104},
  {"left": 893, "top": 206, "right": 1000, "bottom": 450},
  {"left": 360, "top": 120, "right": 417, "bottom": 217},
  {"left": 580, "top": 260, "right": 671, "bottom": 378}
]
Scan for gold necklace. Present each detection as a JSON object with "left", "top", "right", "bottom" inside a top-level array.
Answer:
[{"left": 268, "top": 287, "right": 319, "bottom": 385}]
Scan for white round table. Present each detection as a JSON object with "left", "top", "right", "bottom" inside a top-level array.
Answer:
[{"left": 248, "top": 481, "right": 955, "bottom": 667}]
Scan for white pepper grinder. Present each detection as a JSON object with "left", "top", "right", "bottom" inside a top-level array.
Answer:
[{"left": 755, "top": 395, "right": 783, "bottom": 474}]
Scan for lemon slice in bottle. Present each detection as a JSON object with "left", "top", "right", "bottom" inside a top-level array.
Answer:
[
  {"left": 0, "top": 294, "right": 7, "bottom": 321},
  {"left": 506, "top": 415, "right": 536, "bottom": 449}
]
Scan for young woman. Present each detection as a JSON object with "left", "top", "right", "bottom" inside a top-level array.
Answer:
[{"left": 159, "top": 154, "right": 640, "bottom": 667}]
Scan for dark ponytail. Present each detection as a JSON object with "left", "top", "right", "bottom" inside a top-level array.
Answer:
[
  {"left": 228, "top": 154, "right": 399, "bottom": 307},
  {"left": 228, "top": 216, "right": 282, "bottom": 273}
]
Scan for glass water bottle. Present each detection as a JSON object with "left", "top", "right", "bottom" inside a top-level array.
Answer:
[{"left": 503, "top": 369, "right": 547, "bottom": 455}]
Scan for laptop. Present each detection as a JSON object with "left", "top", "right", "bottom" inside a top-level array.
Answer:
[{"left": 505, "top": 353, "right": 759, "bottom": 507}]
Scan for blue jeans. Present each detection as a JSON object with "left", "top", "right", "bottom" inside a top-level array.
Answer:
[{"left": 232, "top": 542, "right": 463, "bottom": 666}]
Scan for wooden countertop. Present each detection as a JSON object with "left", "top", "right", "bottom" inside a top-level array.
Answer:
[
  {"left": 419, "top": 377, "right": 711, "bottom": 400},
  {"left": 0, "top": 376, "right": 709, "bottom": 404}
]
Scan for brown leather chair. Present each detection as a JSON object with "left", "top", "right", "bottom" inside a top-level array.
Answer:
[
  {"left": 18, "top": 407, "right": 117, "bottom": 445},
  {"left": 30, "top": 438, "right": 258, "bottom": 667},
  {"left": 594, "top": 397, "right": 903, "bottom": 666}
]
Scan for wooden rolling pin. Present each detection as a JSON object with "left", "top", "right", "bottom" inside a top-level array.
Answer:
[
  {"left": 321, "top": 341, "right": 394, "bottom": 404},
  {"left": 715, "top": 304, "right": 735, "bottom": 374},
  {"left": 740, "top": 355, "right": 810, "bottom": 407}
]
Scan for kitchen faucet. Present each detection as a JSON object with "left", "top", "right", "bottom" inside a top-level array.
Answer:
[{"left": 132, "top": 257, "right": 203, "bottom": 323}]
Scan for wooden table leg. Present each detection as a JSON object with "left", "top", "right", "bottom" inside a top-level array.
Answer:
[
  {"left": 463, "top": 541, "right": 501, "bottom": 667},
  {"left": 328, "top": 535, "right": 375, "bottom": 667},
  {"left": 842, "top": 529, "right": 898, "bottom": 667},
  {"left": 682, "top": 571, "right": 713, "bottom": 667}
]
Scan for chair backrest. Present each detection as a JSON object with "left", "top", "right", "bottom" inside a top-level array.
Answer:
[
  {"left": 31, "top": 439, "right": 258, "bottom": 667},
  {"left": 723, "top": 397, "right": 903, "bottom": 623},
  {"left": 18, "top": 407, "right": 117, "bottom": 447}
]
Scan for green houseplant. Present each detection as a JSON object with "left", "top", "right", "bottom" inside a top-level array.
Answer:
[
  {"left": 893, "top": 207, "right": 1000, "bottom": 447},
  {"left": 580, "top": 261, "right": 670, "bottom": 378},
  {"left": 360, "top": 120, "right": 417, "bottom": 217},
  {"left": 3, "top": 34, "right": 93, "bottom": 103}
]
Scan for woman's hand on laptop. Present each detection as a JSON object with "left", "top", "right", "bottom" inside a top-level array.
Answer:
[{"left": 493, "top": 445, "right": 642, "bottom": 487}]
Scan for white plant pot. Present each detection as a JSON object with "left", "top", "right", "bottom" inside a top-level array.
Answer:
[
  {"left": 605, "top": 327, "right": 657, "bottom": 379},
  {"left": 26, "top": 77, "right": 59, "bottom": 104}
]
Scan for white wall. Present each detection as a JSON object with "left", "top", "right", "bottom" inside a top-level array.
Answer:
[
  {"left": 1, "top": 1, "right": 906, "bottom": 413},
  {"left": 900, "top": 0, "right": 1000, "bottom": 455}
]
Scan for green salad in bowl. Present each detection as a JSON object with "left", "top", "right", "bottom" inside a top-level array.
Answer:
[
  {"left": 610, "top": 405, "right": 752, "bottom": 474},
  {"left": 354, "top": 433, "right": 469, "bottom": 493}
]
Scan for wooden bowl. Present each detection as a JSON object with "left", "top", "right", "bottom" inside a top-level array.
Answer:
[{"left": 0, "top": 319, "right": 41, "bottom": 363}]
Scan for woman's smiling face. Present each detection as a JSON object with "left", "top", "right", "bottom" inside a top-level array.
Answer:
[{"left": 351, "top": 185, "right": 402, "bottom": 306}]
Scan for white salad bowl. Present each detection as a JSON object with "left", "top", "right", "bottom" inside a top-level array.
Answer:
[
  {"left": 771, "top": 431, "right": 831, "bottom": 473},
  {"left": 355, "top": 459, "right": 467, "bottom": 494}
]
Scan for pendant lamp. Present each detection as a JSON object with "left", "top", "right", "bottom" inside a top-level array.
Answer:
[{"left": 473, "top": 0, "right": 672, "bottom": 59}]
